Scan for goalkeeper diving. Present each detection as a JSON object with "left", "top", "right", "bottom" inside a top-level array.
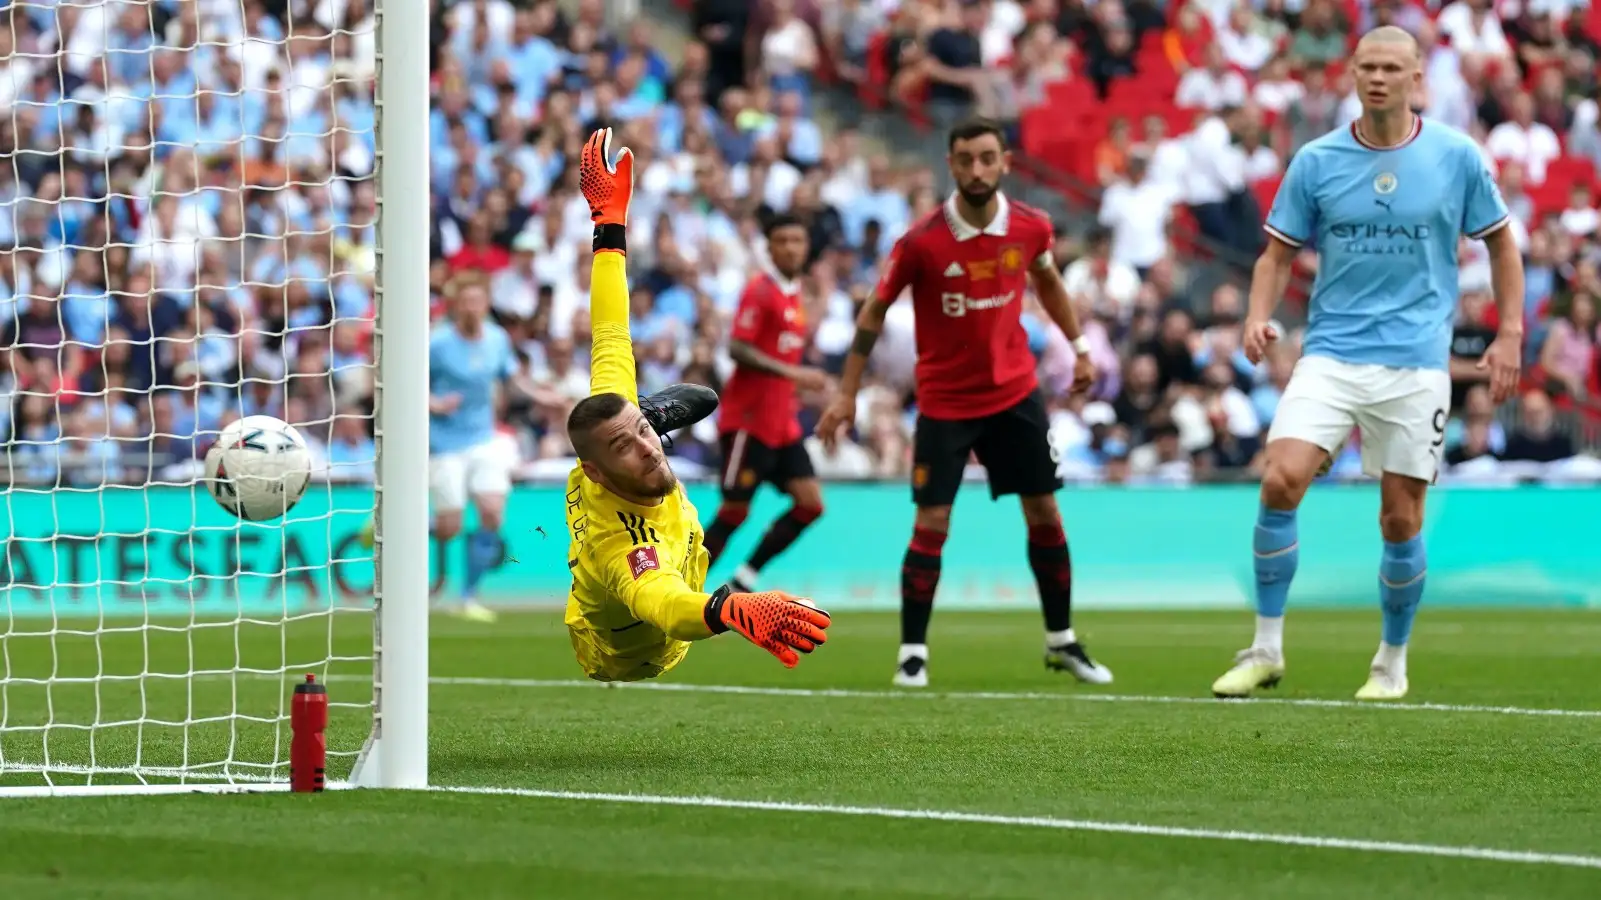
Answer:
[{"left": 563, "top": 128, "right": 833, "bottom": 682}]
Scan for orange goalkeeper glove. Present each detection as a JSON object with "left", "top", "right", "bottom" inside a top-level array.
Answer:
[
  {"left": 579, "top": 127, "right": 634, "bottom": 228},
  {"left": 703, "top": 586, "right": 832, "bottom": 668}
]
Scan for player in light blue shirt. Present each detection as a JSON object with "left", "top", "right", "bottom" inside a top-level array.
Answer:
[
  {"left": 1213, "top": 26, "right": 1525, "bottom": 701},
  {"left": 427, "top": 276, "right": 517, "bottom": 621}
]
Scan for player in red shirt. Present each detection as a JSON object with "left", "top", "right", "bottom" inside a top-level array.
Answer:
[
  {"left": 703, "top": 215, "right": 831, "bottom": 591},
  {"left": 816, "top": 118, "right": 1112, "bottom": 688}
]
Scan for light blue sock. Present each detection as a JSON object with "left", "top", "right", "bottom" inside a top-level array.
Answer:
[
  {"left": 1379, "top": 535, "right": 1427, "bottom": 646},
  {"left": 1253, "top": 506, "right": 1299, "bottom": 618},
  {"left": 463, "top": 530, "right": 504, "bottom": 599}
]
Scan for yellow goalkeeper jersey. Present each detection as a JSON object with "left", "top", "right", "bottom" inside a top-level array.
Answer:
[{"left": 564, "top": 250, "right": 712, "bottom": 682}]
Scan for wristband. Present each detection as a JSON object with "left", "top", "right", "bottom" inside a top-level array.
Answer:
[
  {"left": 592, "top": 223, "right": 626, "bottom": 253},
  {"left": 1071, "top": 335, "right": 1092, "bottom": 355},
  {"left": 702, "top": 584, "right": 732, "bottom": 634}
]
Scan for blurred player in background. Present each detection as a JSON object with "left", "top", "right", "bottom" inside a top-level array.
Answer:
[
  {"left": 427, "top": 274, "right": 518, "bottom": 623},
  {"left": 817, "top": 118, "right": 1111, "bottom": 689},
  {"left": 1214, "top": 27, "right": 1523, "bottom": 701},
  {"left": 704, "top": 214, "right": 831, "bottom": 592},
  {"left": 563, "top": 128, "right": 831, "bottom": 682}
]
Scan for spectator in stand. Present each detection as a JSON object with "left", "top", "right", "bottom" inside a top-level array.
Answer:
[
  {"left": 1137, "top": 307, "right": 1201, "bottom": 394},
  {"left": 1197, "top": 284, "right": 1253, "bottom": 381},
  {"left": 1487, "top": 92, "right": 1562, "bottom": 185},
  {"left": 1424, "top": 65, "right": 1478, "bottom": 133},
  {"left": 1160, "top": 4, "right": 1212, "bottom": 73},
  {"left": 1559, "top": 183, "right": 1599, "bottom": 238},
  {"left": 923, "top": 0, "right": 989, "bottom": 126},
  {"left": 1138, "top": 114, "right": 1189, "bottom": 197},
  {"left": 1112, "top": 353, "right": 1163, "bottom": 442},
  {"left": 1061, "top": 226, "right": 1141, "bottom": 321},
  {"left": 1419, "top": 19, "right": 1468, "bottom": 98},
  {"left": 1446, "top": 417, "right": 1500, "bottom": 467},
  {"left": 1288, "top": 0, "right": 1348, "bottom": 68},
  {"left": 1129, "top": 417, "right": 1192, "bottom": 482},
  {"left": 1237, "top": 109, "right": 1281, "bottom": 184},
  {"left": 1218, "top": 4, "right": 1276, "bottom": 74},
  {"left": 1093, "top": 116, "right": 1134, "bottom": 186},
  {"left": 1438, "top": 0, "right": 1515, "bottom": 62},
  {"left": 1563, "top": 45, "right": 1598, "bottom": 102},
  {"left": 1531, "top": 67, "right": 1574, "bottom": 132},
  {"left": 1521, "top": 229, "right": 1558, "bottom": 312},
  {"left": 1085, "top": 16, "right": 1140, "bottom": 100},
  {"left": 1098, "top": 153, "right": 1174, "bottom": 274},
  {"left": 758, "top": 0, "right": 820, "bottom": 97},
  {"left": 1011, "top": 20, "right": 1079, "bottom": 111},
  {"left": 1252, "top": 56, "right": 1305, "bottom": 117},
  {"left": 1539, "top": 294, "right": 1598, "bottom": 400},
  {"left": 820, "top": 0, "right": 885, "bottom": 84},
  {"left": 1195, "top": 357, "right": 1262, "bottom": 470},
  {"left": 1504, "top": 389, "right": 1577, "bottom": 462},
  {"left": 1497, "top": 162, "right": 1536, "bottom": 230},
  {"left": 1446, "top": 383, "right": 1508, "bottom": 457},
  {"left": 1183, "top": 105, "right": 1251, "bottom": 250},
  {"left": 1476, "top": 62, "right": 1521, "bottom": 130},
  {"left": 1449, "top": 289, "right": 1501, "bottom": 411},
  {"left": 691, "top": 0, "right": 751, "bottom": 103},
  {"left": 1286, "top": 65, "right": 1343, "bottom": 154},
  {"left": 1176, "top": 44, "right": 1248, "bottom": 110},
  {"left": 1363, "top": 0, "right": 1429, "bottom": 35},
  {"left": 840, "top": 155, "right": 911, "bottom": 256}
]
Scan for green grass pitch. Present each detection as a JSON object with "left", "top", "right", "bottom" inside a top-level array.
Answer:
[{"left": 2, "top": 608, "right": 1600, "bottom": 898}]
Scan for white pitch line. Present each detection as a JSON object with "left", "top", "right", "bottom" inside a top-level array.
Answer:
[
  {"left": 431, "top": 676, "right": 1601, "bottom": 719},
  {"left": 13, "top": 780, "right": 1601, "bottom": 870},
  {"left": 421, "top": 784, "right": 1601, "bottom": 870}
]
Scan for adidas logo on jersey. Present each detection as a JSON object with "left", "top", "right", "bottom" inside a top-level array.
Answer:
[{"left": 943, "top": 262, "right": 964, "bottom": 277}]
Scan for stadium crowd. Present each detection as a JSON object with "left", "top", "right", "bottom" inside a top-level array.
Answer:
[{"left": 2, "top": 0, "right": 1600, "bottom": 490}]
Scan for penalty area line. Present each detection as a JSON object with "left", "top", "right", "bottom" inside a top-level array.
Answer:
[
  {"left": 429, "top": 676, "right": 1601, "bottom": 719},
  {"left": 424, "top": 784, "right": 1601, "bottom": 871}
]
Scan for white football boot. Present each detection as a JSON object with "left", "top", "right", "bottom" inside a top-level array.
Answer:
[
  {"left": 1355, "top": 664, "right": 1408, "bottom": 701},
  {"left": 1045, "top": 641, "right": 1114, "bottom": 684},
  {"left": 893, "top": 645, "right": 929, "bottom": 688},
  {"left": 1211, "top": 647, "right": 1286, "bottom": 698}
]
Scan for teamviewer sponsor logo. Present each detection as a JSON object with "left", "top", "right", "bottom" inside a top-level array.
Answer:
[{"left": 940, "top": 290, "right": 1017, "bottom": 317}]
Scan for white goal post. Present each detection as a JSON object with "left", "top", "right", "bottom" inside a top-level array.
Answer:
[{"left": 0, "top": 0, "right": 428, "bottom": 795}]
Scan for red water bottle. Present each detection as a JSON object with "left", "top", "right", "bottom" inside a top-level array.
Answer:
[{"left": 290, "top": 673, "right": 328, "bottom": 793}]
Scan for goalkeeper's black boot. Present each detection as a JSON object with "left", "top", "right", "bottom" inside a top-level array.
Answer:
[{"left": 640, "top": 383, "right": 720, "bottom": 437}]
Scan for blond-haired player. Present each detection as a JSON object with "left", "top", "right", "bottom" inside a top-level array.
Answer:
[{"left": 1214, "top": 27, "right": 1522, "bottom": 701}]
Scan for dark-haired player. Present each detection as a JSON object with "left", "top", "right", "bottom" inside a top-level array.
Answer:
[
  {"left": 563, "top": 128, "right": 831, "bottom": 681},
  {"left": 703, "top": 214, "right": 830, "bottom": 591},
  {"left": 817, "top": 118, "right": 1111, "bottom": 688}
]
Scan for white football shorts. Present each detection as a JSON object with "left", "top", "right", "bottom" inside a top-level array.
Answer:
[
  {"left": 1267, "top": 355, "right": 1451, "bottom": 482},
  {"left": 428, "top": 434, "right": 516, "bottom": 511}
]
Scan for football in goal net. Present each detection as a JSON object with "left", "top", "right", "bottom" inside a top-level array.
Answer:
[{"left": 1, "top": 0, "right": 430, "bottom": 795}]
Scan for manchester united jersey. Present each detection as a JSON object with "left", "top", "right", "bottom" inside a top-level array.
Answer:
[
  {"left": 876, "top": 192, "right": 1055, "bottom": 420},
  {"left": 720, "top": 271, "right": 808, "bottom": 446}
]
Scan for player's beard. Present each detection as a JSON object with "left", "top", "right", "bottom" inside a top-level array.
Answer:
[
  {"left": 957, "top": 180, "right": 998, "bottom": 210},
  {"left": 626, "top": 457, "right": 679, "bottom": 500}
]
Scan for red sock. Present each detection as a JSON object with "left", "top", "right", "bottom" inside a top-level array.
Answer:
[
  {"left": 1027, "top": 522, "right": 1072, "bottom": 632},
  {"left": 901, "top": 527, "right": 947, "bottom": 644}
]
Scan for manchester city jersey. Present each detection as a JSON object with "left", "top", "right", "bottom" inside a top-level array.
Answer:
[{"left": 1264, "top": 118, "right": 1511, "bottom": 371}]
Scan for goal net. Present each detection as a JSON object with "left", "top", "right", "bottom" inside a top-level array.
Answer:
[{"left": 0, "top": 0, "right": 428, "bottom": 794}]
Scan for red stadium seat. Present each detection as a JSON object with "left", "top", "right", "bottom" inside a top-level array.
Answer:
[
  {"left": 1545, "top": 156, "right": 1595, "bottom": 192},
  {"left": 1252, "top": 176, "right": 1284, "bottom": 219}
]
